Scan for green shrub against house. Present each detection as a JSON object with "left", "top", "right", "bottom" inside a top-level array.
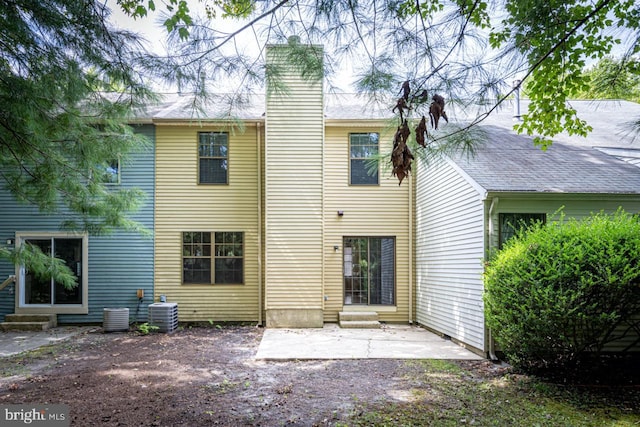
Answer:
[{"left": 484, "top": 210, "right": 640, "bottom": 371}]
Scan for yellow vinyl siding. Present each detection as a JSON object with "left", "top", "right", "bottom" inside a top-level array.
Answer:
[
  {"left": 154, "top": 125, "right": 261, "bottom": 321},
  {"left": 264, "top": 46, "right": 325, "bottom": 314},
  {"left": 323, "top": 125, "right": 413, "bottom": 323}
]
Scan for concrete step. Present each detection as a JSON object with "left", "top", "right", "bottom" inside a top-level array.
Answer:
[
  {"left": 1, "top": 314, "right": 57, "bottom": 331},
  {"left": 338, "top": 311, "right": 379, "bottom": 322},
  {"left": 339, "top": 320, "right": 381, "bottom": 329},
  {"left": 0, "top": 321, "right": 52, "bottom": 332},
  {"left": 5, "top": 314, "right": 57, "bottom": 326}
]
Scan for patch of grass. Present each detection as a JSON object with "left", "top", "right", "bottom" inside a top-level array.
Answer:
[
  {"left": 203, "top": 378, "right": 240, "bottom": 395},
  {"left": 0, "top": 344, "right": 64, "bottom": 378},
  {"left": 347, "top": 360, "right": 640, "bottom": 427}
]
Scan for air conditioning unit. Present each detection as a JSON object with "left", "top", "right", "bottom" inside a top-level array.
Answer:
[
  {"left": 148, "top": 302, "right": 178, "bottom": 333},
  {"left": 103, "top": 308, "right": 129, "bottom": 332}
]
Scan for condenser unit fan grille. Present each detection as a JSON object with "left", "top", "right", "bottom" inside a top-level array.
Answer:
[{"left": 148, "top": 302, "right": 178, "bottom": 333}]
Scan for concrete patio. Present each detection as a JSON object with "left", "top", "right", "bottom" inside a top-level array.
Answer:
[
  {"left": 255, "top": 323, "right": 483, "bottom": 360},
  {"left": 0, "top": 324, "right": 484, "bottom": 361}
]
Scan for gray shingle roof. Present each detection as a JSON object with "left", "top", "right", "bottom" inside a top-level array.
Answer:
[
  {"left": 471, "top": 99, "right": 640, "bottom": 149},
  {"left": 449, "top": 100, "right": 640, "bottom": 194},
  {"left": 139, "top": 93, "right": 265, "bottom": 120},
  {"left": 451, "top": 125, "right": 640, "bottom": 194},
  {"left": 136, "top": 92, "right": 395, "bottom": 121}
]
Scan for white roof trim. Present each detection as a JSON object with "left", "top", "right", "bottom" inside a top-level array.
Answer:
[{"left": 444, "top": 156, "right": 488, "bottom": 200}]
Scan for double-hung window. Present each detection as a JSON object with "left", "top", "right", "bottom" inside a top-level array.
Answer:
[
  {"left": 198, "top": 132, "right": 228, "bottom": 184},
  {"left": 498, "top": 213, "right": 546, "bottom": 248},
  {"left": 350, "top": 133, "right": 379, "bottom": 185},
  {"left": 182, "top": 232, "right": 243, "bottom": 284}
]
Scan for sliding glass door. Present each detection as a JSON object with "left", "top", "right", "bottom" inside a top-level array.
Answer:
[
  {"left": 343, "top": 237, "right": 395, "bottom": 306},
  {"left": 23, "top": 237, "right": 83, "bottom": 306}
]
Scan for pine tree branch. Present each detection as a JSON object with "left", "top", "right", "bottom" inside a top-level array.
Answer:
[
  {"left": 429, "top": 0, "right": 615, "bottom": 144},
  {"left": 179, "top": 0, "right": 290, "bottom": 67}
]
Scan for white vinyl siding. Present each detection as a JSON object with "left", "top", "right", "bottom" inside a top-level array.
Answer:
[{"left": 415, "top": 157, "right": 486, "bottom": 352}]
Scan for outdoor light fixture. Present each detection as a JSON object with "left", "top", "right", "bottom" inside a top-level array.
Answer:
[
  {"left": 334, "top": 245, "right": 339, "bottom": 252},
  {"left": 337, "top": 210, "right": 344, "bottom": 216}
]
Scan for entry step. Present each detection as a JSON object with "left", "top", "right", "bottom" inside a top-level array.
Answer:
[
  {"left": 0, "top": 314, "right": 57, "bottom": 331},
  {"left": 339, "top": 311, "right": 380, "bottom": 328}
]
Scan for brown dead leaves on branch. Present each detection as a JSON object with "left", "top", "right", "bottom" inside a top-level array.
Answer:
[
  {"left": 392, "top": 120, "right": 413, "bottom": 185},
  {"left": 391, "top": 81, "right": 449, "bottom": 185}
]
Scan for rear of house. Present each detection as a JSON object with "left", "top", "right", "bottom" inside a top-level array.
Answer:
[
  {"left": 2, "top": 37, "right": 639, "bottom": 357},
  {"left": 415, "top": 115, "right": 640, "bottom": 355},
  {"left": 0, "top": 125, "right": 155, "bottom": 324},
  {"left": 322, "top": 118, "right": 413, "bottom": 325},
  {"left": 152, "top": 42, "right": 414, "bottom": 326}
]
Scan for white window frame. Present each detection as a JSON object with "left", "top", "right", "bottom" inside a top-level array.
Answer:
[
  {"left": 349, "top": 133, "right": 380, "bottom": 186},
  {"left": 15, "top": 232, "right": 89, "bottom": 315}
]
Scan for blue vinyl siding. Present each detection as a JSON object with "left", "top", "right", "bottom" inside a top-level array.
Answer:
[{"left": 0, "top": 124, "right": 155, "bottom": 323}]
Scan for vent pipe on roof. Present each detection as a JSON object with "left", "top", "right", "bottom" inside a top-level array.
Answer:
[{"left": 513, "top": 79, "right": 522, "bottom": 121}]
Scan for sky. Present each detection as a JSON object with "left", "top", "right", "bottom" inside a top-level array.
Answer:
[
  {"left": 104, "top": 0, "right": 635, "bottom": 99},
  {"left": 106, "top": 1, "right": 167, "bottom": 53},
  {"left": 105, "top": 0, "right": 367, "bottom": 93}
]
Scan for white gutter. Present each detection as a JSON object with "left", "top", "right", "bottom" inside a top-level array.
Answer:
[
  {"left": 257, "top": 122, "right": 263, "bottom": 326},
  {"left": 408, "top": 174, "right": 413, "bottom": 324}
]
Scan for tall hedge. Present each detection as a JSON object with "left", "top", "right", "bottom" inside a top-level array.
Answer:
[{"left": 484, "top": 210, "right": 640, "bottom": 371}]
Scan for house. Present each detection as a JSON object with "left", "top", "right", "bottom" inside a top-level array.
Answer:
[
  {"left": 415, "top": 101, "right": 640, "bottom": 354},
  {"left": 150, "top": 39, "right": 640, "bottom": 354},
  {"left": 152, "top": 43, "right": 413, "bottom": 327},
  {"left": 1, "top": 38, "right": 639, "bottom": 356},
  {"left": 0, "top": 125, "right": 155, "bottom": 325}
]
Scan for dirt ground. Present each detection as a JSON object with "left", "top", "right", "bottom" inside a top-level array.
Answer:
[
  {"left": 0, "top": 325, "right": 498, "bottom": 426},
  {"left": 0, "top": 326, "right": 634, "bottom": 426}
]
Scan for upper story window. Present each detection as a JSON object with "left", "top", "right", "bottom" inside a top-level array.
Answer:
[
  {"left": 103, "top": 159, "right": 120, "bottom": 185},
  {"left": 499, "top": 213, "right": 546, "bottom": 248},
  {"left": 198, "top": 132, "right": 228, "bottom": 184},
  {"left": 350, "top": 133, "right": 379, "bottom": 185}
]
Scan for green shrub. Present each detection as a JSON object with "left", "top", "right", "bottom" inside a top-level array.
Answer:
[
  {"left": 137, "top": 322, "right": 159, "bottom": 335},
  {"left": 484, "top": 210, "right": 640, "bottom": 372}
]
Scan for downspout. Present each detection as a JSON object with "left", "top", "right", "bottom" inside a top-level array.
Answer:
[
  {"left": 320, "top": 111, "right": 325, "bottom": 316},
  {"left": 257, "top": 122, "right": 263, "bottom": 326},
  {"left": 487, "top": 196, "right": 499, "bottom": 361},
  {"left": 408, "top": 173, "right": 413, "bottom": 324}
]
